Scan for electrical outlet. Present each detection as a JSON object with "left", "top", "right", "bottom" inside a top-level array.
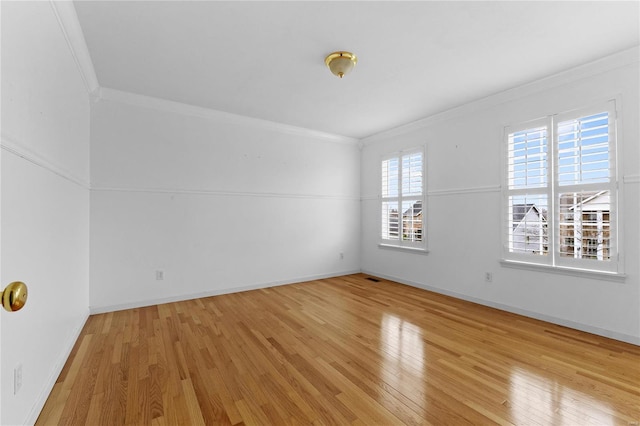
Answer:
[
  {"left": 14, "top": 364, "right": 22, "bottom": 395},
  {"left": 485, "top": 272, "right": 493, "bottom": 283},
  {"left": 156, "top": 270, "right": 164, "bottom": 281},
  {"left": 340, "top": 252, "right": 344, "bottom": 260}
]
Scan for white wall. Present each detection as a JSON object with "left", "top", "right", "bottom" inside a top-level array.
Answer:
[
  {"left": 361, "top": 49, "right": 640, "bottom": 344},
  {"left": 89, "top": 94, "right": 361, "bottom": 312},
  {"left": 1, "top": 2, "right": 91, "bottom": 424}
]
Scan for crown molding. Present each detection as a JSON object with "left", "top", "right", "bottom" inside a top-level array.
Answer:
[
  {"left": 90, "top": 185, "right": 360, "bottom": 201},
  {"left": 361, "top": 184, "right": 501, "bottom": 201},
  {"left": 362, "top": 46, "right": 640, "bottom": 145},
  {"left": 428, "top": 185, "right": 501, "bottom": 197},
  {"left": 1, "top": 133, "right": 90, "bottom": 189},
  {"left": 97, "top": 88, "right": 360, "bottom": 146},
  {"left": 49, "top": 0, "right": 99, "bottom": 94}
]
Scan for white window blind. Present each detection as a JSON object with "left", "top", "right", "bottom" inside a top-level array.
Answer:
[
  {"left": 506, "top": 120, "right": 549, "bottom": 259},
  {"left": 381, "top": 149, "right": 425, "bottom": 249},
  {"left": 508, "top": 126, "right": 548, "bottom": 190},
  {"left": 503, "top": 101, "right": 619, "bottom": 273},
  {"left": 557, "top": 111, "right": 610, "bottom": 186}
]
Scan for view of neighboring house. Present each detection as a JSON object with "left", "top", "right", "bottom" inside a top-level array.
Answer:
[
  {"left": 403, "top": 201, "right": 423, "bottom": 241},
  {"left": 559, "top": 190, "right": 611, "bottom": 260},
  {"left": 387, "top": 200, "right": 423, "bottom": 242},
  {"left": 511, "top": 203, "right": 548, "bottom": 255},
  {"left": 510, "top": 190, "right": 611, "bottom": 260}
]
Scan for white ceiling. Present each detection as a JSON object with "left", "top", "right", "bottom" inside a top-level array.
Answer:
[{"left": 74, "top": 1, "right": 639, "bottom": 139}]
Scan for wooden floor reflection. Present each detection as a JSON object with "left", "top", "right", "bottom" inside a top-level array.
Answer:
[{"left": 37, "top": 274, "right": 640, "bottom": 425}]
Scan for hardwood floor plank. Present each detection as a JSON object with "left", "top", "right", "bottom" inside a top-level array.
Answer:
[
  {"left": 180, "top": 378, "right": 206, "bottom": 426},
  {"left": 36, "top": 274, "right": 640, "bottom": 425},
  {"left": 210, "top": 367, "right": 244, "bottom": 425},
  {"left": 36, "top": 385, "right": 68, "bottom": 426}
]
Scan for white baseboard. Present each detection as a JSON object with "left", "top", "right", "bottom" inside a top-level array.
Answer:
[
  {"left": 90, "top": 270, "right": 362, "bottom": 314},
  {"left": 362, "top": 269, "right": 640, "bottom": 346},
  {"left": 25, "top": 308, "right": 91, "bottom": 425}
]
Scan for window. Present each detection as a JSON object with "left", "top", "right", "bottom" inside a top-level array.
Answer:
[
  {"left": 504, "top": 101, "right": 619, "bottom": 273},
  {"left": 381, "top": 149, "right": 425, "bottom": 249}
]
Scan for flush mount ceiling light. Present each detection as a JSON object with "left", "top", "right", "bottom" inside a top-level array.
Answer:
[{"left": 325, "top": 51, "right": 358, "bottom": 78}]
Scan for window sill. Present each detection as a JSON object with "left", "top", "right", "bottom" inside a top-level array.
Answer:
[
  {"left": 499, "top": 260, "right": 626, "bottom": 283},
  {"left": 378, "top": 244, "right": 430, "bottom": 255}
]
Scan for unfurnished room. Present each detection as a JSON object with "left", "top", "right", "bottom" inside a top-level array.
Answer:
[{"left": 1, "top": 1, "right": 639, "bottom": 425}]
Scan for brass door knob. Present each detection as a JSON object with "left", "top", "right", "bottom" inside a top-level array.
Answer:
[{"left": 1, "top": 281, "right": 28, "bottom": 312}]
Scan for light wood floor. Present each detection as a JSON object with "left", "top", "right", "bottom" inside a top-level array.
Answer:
[{"left": 37, "top": 274, "right": 640, "bottom": 425}]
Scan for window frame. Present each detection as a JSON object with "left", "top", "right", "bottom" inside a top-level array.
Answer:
[
  {"left": 502, "top": 100, "right": 622, "bottom": 275},
  {"left": 503, "top": 116, "right": 551, "bottom": 265},
  {"left": 379, "top": 146, "right": 427, "bottom": 252}
]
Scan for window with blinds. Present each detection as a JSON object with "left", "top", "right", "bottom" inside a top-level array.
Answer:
[
  {"left": 503, "top": 101, "right": 619, "bottom": 273},
  {"left": 381, "top": 149, "right": 425, "bottom": 249},
  {"left": 508, "top": 126, "right": 548, "bottom": 190},
  {"left": 506, "top": 120, "right": 549, "bottom": 258},
  {"left": 557, "top": 111, "right": 610, "bottom": 186}
]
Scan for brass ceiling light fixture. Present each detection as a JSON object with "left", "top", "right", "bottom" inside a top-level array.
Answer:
[{"left": 325, "top": 51, "right": 357, "bottom": 78}]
